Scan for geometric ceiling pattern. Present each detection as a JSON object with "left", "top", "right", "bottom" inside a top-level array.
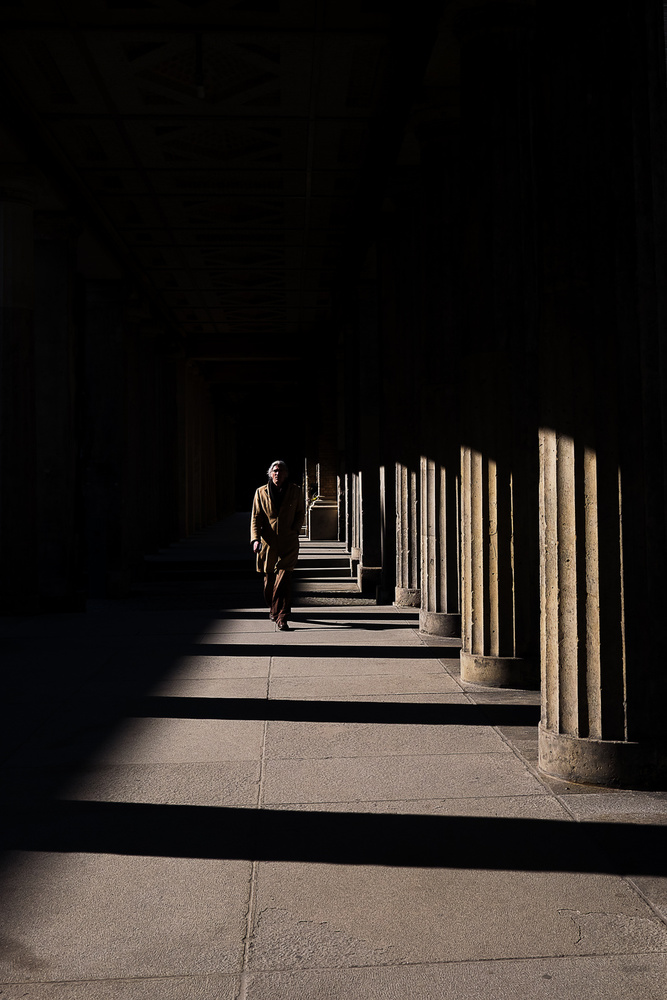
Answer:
[{"left": 0, "top": 0, "right": 436, "bottom": 373}]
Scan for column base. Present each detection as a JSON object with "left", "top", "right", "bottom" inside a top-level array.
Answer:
[
  {"left": 460, "top": 651, "right": 537, "bottom": 689},
  {"left": 419, "top": 611, "right": 461, "bottom": 637},
  {"left": 394, "top": 587, "right": 421, "bottom": 608},
  {"left": 538, "top": 723, "right": 667, "bottom": 790}
]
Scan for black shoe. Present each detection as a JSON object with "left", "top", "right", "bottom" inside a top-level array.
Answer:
[{"left": 276, "top": 621, "right": 291, "bottom": 631}]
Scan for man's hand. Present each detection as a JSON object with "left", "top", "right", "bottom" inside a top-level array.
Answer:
[{"left": 253, "top": 540, "right": 262, "bottom": 554}]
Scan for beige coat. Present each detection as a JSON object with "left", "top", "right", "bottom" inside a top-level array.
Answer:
[{"left": 251, "top": 482, "right": 305, "bottom": 574}]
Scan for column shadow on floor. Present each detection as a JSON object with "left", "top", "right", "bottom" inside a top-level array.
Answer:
[
  {"left": 124, "top": 696, "right": 541, "bottom": 726},
  {"left": 217, "top": 612, "right": 420, "bottom": 623},
  {"left": 167, "top": 644, "right": 455, "bottom": 658},
  {"left": 3, "top": 800, "right": 666, "bottom": 876}
]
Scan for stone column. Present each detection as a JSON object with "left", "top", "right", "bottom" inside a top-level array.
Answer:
[
  {"left": 334, "top": 298, "right": 362, "bottom": 573},
  {"left": 375, "top": 185, "right": 422, "bottom": 609},
  {"left": 349, "top": 472, "right": 360, "bottom": 575},
  {"left": 124, "top": 306, "right": 177, "bottom": 561},
  {"left": 215, "top": 392, "right": 237, "bottom": 519},
  {"left": 357, "top": 468, "right": 382, "bottom": 596},
  {"left": 189, "top": 365, "right": 203, "bottom": 532},
  {"left": 83, "top": 279, "right": 132, "bottom": 598},
  {"left": 304, "top": 453, "right": 318, "bottom": 507},
  {"left": 34, "top": 214, "right": 80, "bottom": 608},
  {"left": 420, "top": 453, "right": 460, "bottom": 634},
  {"left": 0, "top": 177, "right": 37, "bottom": 611},
  {"left": 534, "top": 0, "right": 667, "bottom": 787},
  {"left": 355, "top": 277, "right": 383, "bottom": 596},
  {"left": 457, "top": 6, "right": 539, "bottom": 685},
  {"left": 316, "top": 413, "right": 338, "bottom": 502},
  {"left": 460, "top": 432, "right": 537, "bottom": 687},
  {"left": 415, "top": 119, "right": 462, "bottom": 636},
  {"left": 176, "top": 359, "right": 217, "bottom": 538},
  {"left": 142, "top": 341, "right": 179, "bottom": 546},
  {"left": 395, "top": 462, "right": 420, "bottom": 607},
  {"left": 176, "top": 359, "right": 189, "bottom": 538},
  {"left": 337, "top": 472, "right": 347, "bottom": 546},
  {"left": 307, "top": 408, "right": 340, "bottom": 541},
  {"left": 201, "top": 376, "right": 217, "bottom": 527}
]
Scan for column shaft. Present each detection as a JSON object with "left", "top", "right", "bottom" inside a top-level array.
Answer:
[
  {"left": 0, "top": 190, "right": 37, "bottom": 610},
  {"left": 536, "top": 0, "right": 667, "bottom": 786},
  {"left": 376, "top": 188, "right": 422, "bottom": 609},
  {"left": 419, "top": 455, "right": 460, "bottom": 635},
  {"left": 355, "top": 279, "right": 382, "bottom": 596},
  {"left": 415, "top": 121, "right": 462, "bottom": 635},
  {"left": 34, "top": 217, "right": 79, "bottom": 608},
  {"left": 457, "top": 7, "right": 539, "bottom": 685},
  {"left": 395, "top": 462, "right": 420, "bottom": 607},
  {"left": 83, "top": 280, "right": 131, "bottom": 598}
]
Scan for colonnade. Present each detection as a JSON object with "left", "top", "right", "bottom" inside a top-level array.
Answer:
[{"left": 334, "top": 2, "right": 667, "bottom": 789}]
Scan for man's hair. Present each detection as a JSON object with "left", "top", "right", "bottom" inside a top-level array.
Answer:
[{"left": 267, "top": 459, "right": 289, "bottom": 477}]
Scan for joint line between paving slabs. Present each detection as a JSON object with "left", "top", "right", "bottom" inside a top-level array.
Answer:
[
  {"left": 258, "top": 654, "right": 272, "bottom": 808},
  {"left": 240, "top": 860, "right": 259, "bottom": 996},
  {"left": 486, "top": 719, "right": 586, "bottom": 825},
  {"left": 240, "top": 656, "right": 272, "bottom": 994},
  {"left": 625, "top": 876, "right": 667, "bottom": 931}
]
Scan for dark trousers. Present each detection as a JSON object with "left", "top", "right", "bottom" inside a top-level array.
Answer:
[{"left": 264, "top": 569, "right": 293, "bottom": 624}]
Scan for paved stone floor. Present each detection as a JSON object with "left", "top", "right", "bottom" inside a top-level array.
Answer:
[{"left": 1, "top": 516, "right": 667, "bottom": 998}]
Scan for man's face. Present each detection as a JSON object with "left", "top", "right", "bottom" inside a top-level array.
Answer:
[{"left": 270, "top": 464, "right": 287, "bottom": 487}]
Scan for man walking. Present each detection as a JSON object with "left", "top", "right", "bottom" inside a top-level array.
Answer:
[{"left": 250, "top": 460, "right": 305, "bottom": 631}]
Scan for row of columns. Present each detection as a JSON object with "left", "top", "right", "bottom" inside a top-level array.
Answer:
[
  {"left": 337, "top": 0, "right": 667, "bottom": 788},
  {"left": 0, "top": 179, "right": 227, "bottom": 610}
]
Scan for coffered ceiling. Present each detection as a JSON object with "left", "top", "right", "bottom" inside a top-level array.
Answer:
[{"left": 0, "top": 0, "right": 445, "bottom": 376}]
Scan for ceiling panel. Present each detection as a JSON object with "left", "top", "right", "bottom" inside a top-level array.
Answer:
[{"left": 0, "top": 0, "right": 439, "bottom": 359}]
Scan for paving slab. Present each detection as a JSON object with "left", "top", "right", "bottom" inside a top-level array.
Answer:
[
  {"left": 630, "top": 876, "right": 667, "bottom": 922},
  {"left": 270, "top": 655, "right": 449, "bottom": 677},
  {"left": 270, "top": 795, "right": 571, "bottom": 819},
  {"left": 190, "top": 621, "right": 283, "bottom": 637},
  {"left": 190, "top": 633, "right": 290, "bottom": 646},
  {"left": 1, "top": 762, "right": 261, "bottom": 808},
  {"left": 557, "top": 791, "right": 667, "bottom": 823},
  {"left": 12, "top": 717, "right": 265, "bottom": 766},
  {"left": 247, "top": 862, "right": 667, "bottom": 970},
  {"left": 2, "top": 648, "right": 118, "bottom": 690},
  {"left": 3, "top": 615, "right": 144, "bottom": 639},
  {"left": 86, "top": 676, "right": 269, "bottom": 700},
  {"left": 0, "top": 978, "right": 240, "bottom": 1000},
  {"left": 243, "top": 954, "right": 667, "bottom": 1000},
  {"left": 201, "top": 629, "right": 425, "bottom": 646},
  {"left": 106, "top": 654, "right": 271, "bottom": 680},
  {"left": 269, "top": 672, "right": 463, "bottom": 698},
  {"left": 274, "top": 691, "right": 473, "bottom": 705},
  {"left": 468, "top": 688, "right": 542, "bottom": 705},
  {"left": 294, "top": 609, "right": 419, "bottom": 620},
  {"left": 262, "top": 751, "right": 545, "bottom": 804},
  {"left": 263, "top": 720, "right": 512, "bottom": 759},
  {"left": 133, "top": 611, "right": 231, "bottom": 633},
  {"left": 0, "top": 852, "right": 251, "bottom": 982}
]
